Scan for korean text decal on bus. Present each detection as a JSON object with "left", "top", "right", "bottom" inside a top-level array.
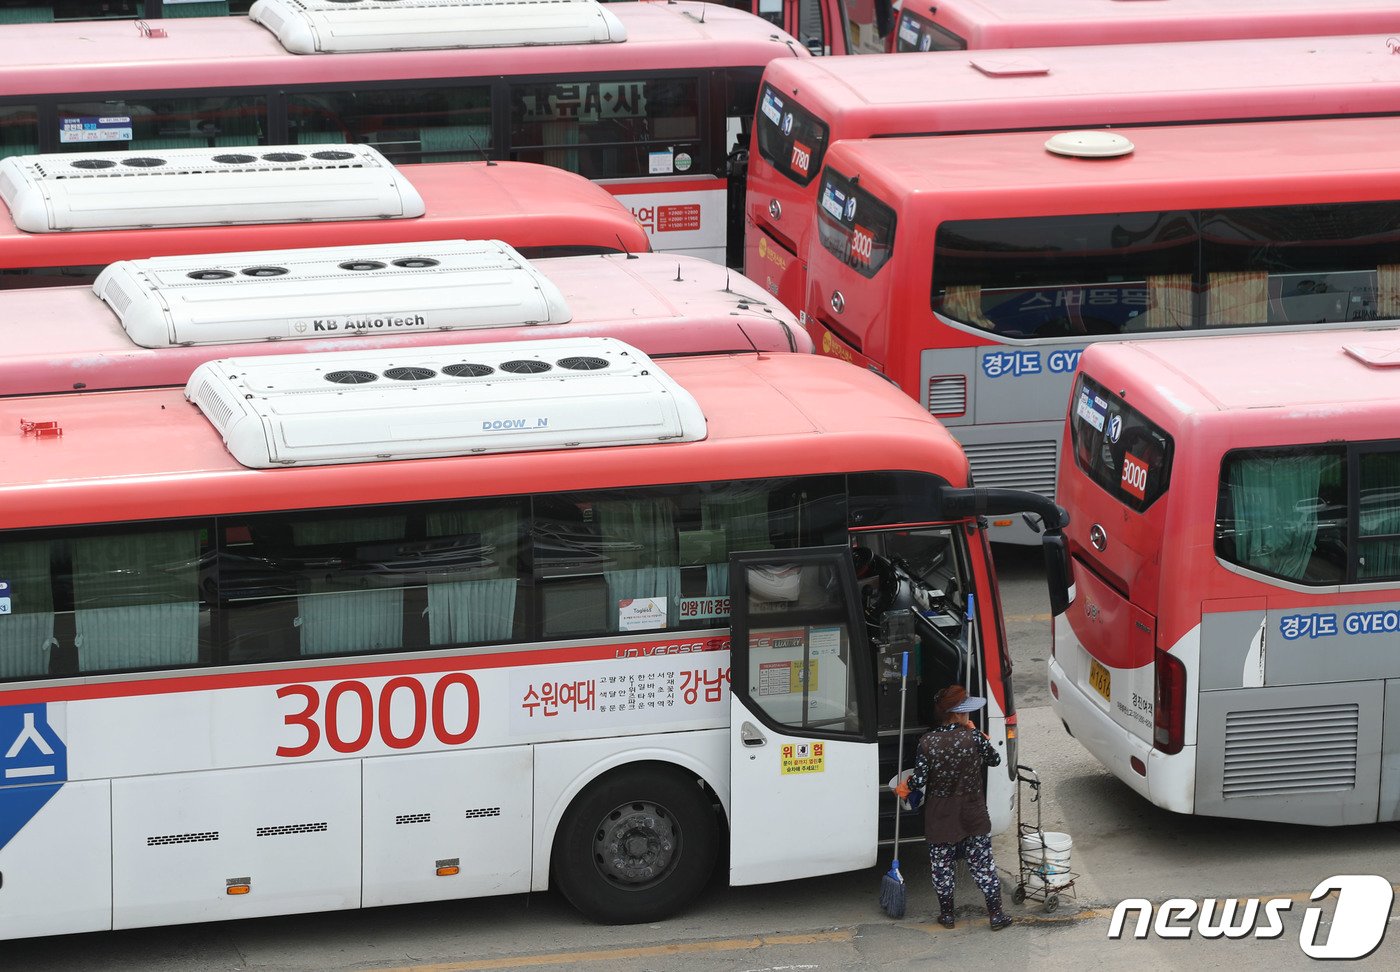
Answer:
[
  {"left": 0, "top": 146, "right": 653, "bottom": 289},
  {"left": 1052, "top": 329, "right": 1400, "bottom": 827},
  {"left": 801, "top": 116, "right": 1400, "bottom": 543},
  {"left": 0, "top": 338, "right": 1068, "bottom": 938},
  {"left": 744, "top": 33, "right": 1400, "bottom": 314},
  {"left": 890, "top": 0, "right": 1400, "bottom": 53},
  {"left": 0, "top": 0, "right": 806, "bottom": 268}
]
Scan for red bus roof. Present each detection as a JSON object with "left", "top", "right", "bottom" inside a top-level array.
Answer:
[
  {"left": 0, "top": 160, "right": 650, "bottom": 272},
  {"left": 1, "top": 352, "right": 968, "bottom": 530},
  {"left": 0, "top": 2, "right": 802, "bottom": 97},
  {"left": 821, "top": 116, "right": 1400, "bottom": 211},
  {"left": 1079, "top": 328, "right": 1400, "bottom": 427},
  {"left": 760, "top": 33, "right": 1400, "bottom": 136},
  {"left": 901, "top": 0, "right": 1400, "bottom": 47},
  {"left": 0, "top": 251, "right": 812, "bottom": 395}
]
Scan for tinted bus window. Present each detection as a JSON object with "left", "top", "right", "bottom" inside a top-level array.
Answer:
[
  {"left": 56, "top": 95, "right": 267, "bottom": 152},
  {"left": 508, "top": 76, "right": 702, "bottom": 181},
  {"left": 816, "top": 167, "right": 896, "bottom": 277},
  {"left": 755, "top": 83, "right": 829, "bottom": 186},
  {"left": 1069, "top": 375, "right": 1172, "bottom": 513},
  {"left": 932, "top": 211, "right": 1197, "bottom": 338},
  {"left": 894, "top": 10, "right": 966, "bottom": 52},
  {"left": 932, "top": 201, "right": 1400, "bottom": 338},
  {"left": 289, "top": 86, "right": 491, "bottom": 162}
]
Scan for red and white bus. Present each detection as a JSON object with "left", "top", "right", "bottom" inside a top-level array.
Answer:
[
  {"left": 801, "top": 116, "right": 1400, "bottom": 543},
  {"left": 2, "top": 0, "right": 895, "bottom": 55},
  {"left": 0, "top": 0, "right": 806, "bottom": 266},
  {"left": 1052, "top": 327, "right": 1400, "bottom": 827},
  {"left": 890, "top": 0, "right": 1400, "bottom": 53},
  {"left": 746, "top": 32, "right": 1400, "bottom": 312},
  {"left": 0, "top": 238, "right": 812, "bottom": 396},
  {"left": 0, "top": 145, "right": 650, "bottom": 289},
  {"left": 0, "top": 336, "right": 1068, "bottom": 937}
]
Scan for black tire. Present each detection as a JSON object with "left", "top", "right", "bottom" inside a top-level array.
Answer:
[
  {"left": 1045, "top": 893, "right": 1060, "bottom": 914},
  {"left": 1011, "top": 884, "right": 1026, "bottom": 905},
  {"left": 552, "top": 765, "right": 718, "bottom": 924}
]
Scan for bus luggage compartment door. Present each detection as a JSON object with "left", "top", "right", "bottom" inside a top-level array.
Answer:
[{"left": 727, "top": 547, "right": 878, "bottom": 885}]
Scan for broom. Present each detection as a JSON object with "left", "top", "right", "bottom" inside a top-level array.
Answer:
[{"left": 879, "top": 651, "right": 911, "bottom": 919}]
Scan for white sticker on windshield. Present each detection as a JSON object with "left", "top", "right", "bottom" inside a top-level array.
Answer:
[{"left": 1076, "top": 389, "right": 1107, "bottom": 432}]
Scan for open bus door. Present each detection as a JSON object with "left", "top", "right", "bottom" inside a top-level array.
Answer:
[{"left": 727, "top": 546, "right": 879, "bottom": 884}]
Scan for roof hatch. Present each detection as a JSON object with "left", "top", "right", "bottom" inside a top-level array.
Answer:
[
  {"left": 249, "top": 0, "right": 628, "bottom": 55},
  {"left": 95, "top": 239, "right": 571, "bottom": 349},
  {"left": 0, "top": 144, "right": 423, "bottom": 233},
  {"left": 185, "top": 337, "right": 708, "bottom": 468}
]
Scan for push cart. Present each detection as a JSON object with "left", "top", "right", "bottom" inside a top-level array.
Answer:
[{"left": 1010, "top": 764, "right": 1078, "bottom": 913}]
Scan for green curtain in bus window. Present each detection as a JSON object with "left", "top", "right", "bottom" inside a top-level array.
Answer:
[
  {"left": 292, "top": 516, "right": 405, "bottom": 657},
  {"left": 419, "top": 125, "right": 490, "bottom": 163},
  {"left": 0, "top": 106, "right": 39, "bottom": 160},
  {"left": 71, "top": 530, "right": 201, "bottom": 672},
  {"left": 0, "top": 5, "right": 53, "bottom": 22},
  {"left": 1228, "top": 453, "right": 1337, "bottom": 582},
  {"left": 424, "top": 506, "right": 519, "bottom": 645},
  {"left": 1357, "top": 452, "right": 1400, "bottom": 580},
  {"left": 0, "top": 540, "right": 56, "bottom": 680},
  {"left": 594, "top": 499, "right": 680, "bottom": 630},
  {"left": 698, "top": 488, "right": 773, "bottom": 597},
  {"left": 162, "top": 0, "right": 229, "bottom": 16}
]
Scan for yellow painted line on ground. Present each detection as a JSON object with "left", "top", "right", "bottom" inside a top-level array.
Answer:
[
  {"left": 385, "top": 929, "right": 856, "bottom": 972},
  {"left": 1003, "top": 613, "right": 1052, "bottom": 623}
]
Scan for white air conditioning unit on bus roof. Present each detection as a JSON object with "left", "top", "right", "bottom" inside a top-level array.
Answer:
[
  {"left": 94, "top": 239, "right": 572, "bottom": 348},
  {"left": 249, "top": 0, "right": 628, "bottom": 55},
  {"left": 0, "top": 144, "right": 423, "bottom": 234},
  {"left": 185, "top": 336, "right": 708, "bottom": 468}
]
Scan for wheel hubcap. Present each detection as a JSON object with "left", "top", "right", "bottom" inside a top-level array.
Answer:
[{"left": 593, "top": 801, "right": 679, "bottom": 888}]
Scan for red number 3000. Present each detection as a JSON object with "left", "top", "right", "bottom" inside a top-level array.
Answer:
[{"left": 276, "top": 674, "right": 480, "bottom": 758}]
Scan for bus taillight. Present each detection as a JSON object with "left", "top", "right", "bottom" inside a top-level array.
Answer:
[{"left": 1153, "top": 648, "right": 1186, "bottom": 755}]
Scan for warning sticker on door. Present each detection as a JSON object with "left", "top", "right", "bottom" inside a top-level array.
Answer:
[{"left": 780, "top": 741, "right": 824, "bottom": 775}]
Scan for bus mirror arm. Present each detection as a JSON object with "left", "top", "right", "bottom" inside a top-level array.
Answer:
[
  {"left": 938, "top": 487, "right": 1069, "bottom": 533},
  {"left": 939, "top": 487, "right": 1072, "bottom": 617}
]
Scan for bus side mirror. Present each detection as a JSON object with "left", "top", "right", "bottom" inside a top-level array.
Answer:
[{"left": 1041, "top": 532, "right": 1072, "bottom": 617}]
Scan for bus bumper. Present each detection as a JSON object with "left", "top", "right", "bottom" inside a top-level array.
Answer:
[{"left": 1048, "top": 658, "right": 1195, "bottom": 815}]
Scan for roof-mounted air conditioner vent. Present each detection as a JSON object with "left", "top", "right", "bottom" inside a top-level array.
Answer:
[
  {"left": 0, "top": 144, "right": 422, "bottom": 233},
  {"left": 249, "top": 0, "right": 627, "bottom": 55},
  {"left": 94, "top": 239, "right": 571, "bottom": 348},
  {"left": 185, "top": 337, "right": 707, "bottom": 468}
]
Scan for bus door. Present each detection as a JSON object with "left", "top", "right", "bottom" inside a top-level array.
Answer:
[{"left": 727, "top": 546, "right": 878, "bottom": 884}]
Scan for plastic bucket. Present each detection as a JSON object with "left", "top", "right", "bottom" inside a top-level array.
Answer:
[{"left": 1020, "top": 831, "right": 1072, "bottom": 889}]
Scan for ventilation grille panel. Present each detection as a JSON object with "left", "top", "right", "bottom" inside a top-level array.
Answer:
[
  {"left": 926, "top": 374, "right": 967, "bottom": 417},
  {"left": 249, "top": 0, "right": 628, "bottom": 54},
  {"left": 256, "top": 822, "right": 329, "bottom": 837},
  {"left": 148, "top": 831, "right": 219, "bottom": 847},
  {"left": 396, "top": 813, "right": 432, "bottom": 825},
  {"left": 465, "top": 807, "right": 503, "bottom": 819},
  {"left": 1222, "top": 703, "right": 1359, "bottom": 799},
  {"left": 964, "top": 439, "right": 1058, "bottom": 496}
]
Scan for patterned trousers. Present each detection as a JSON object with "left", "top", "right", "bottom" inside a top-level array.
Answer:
[{"left": 927, "top": 834, "right": 1000, "bottom": 901}]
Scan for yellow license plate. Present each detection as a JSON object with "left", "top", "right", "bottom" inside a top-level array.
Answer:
[{"left": 1089, "top": 659, "right": 1112, "bottom": 701}]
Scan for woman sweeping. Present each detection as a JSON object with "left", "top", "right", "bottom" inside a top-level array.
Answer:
[{"left": 896, "top": 685, "right": 1013, "bottom": 931}]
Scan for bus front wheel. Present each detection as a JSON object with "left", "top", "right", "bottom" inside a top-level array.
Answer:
[{"left": 552, "top": 765, "right": 718, "bottom": 924}]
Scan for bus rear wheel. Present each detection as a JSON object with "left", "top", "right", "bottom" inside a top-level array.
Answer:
[{"left": 553, "top": 765, "right": 718, "bottom": 924}]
